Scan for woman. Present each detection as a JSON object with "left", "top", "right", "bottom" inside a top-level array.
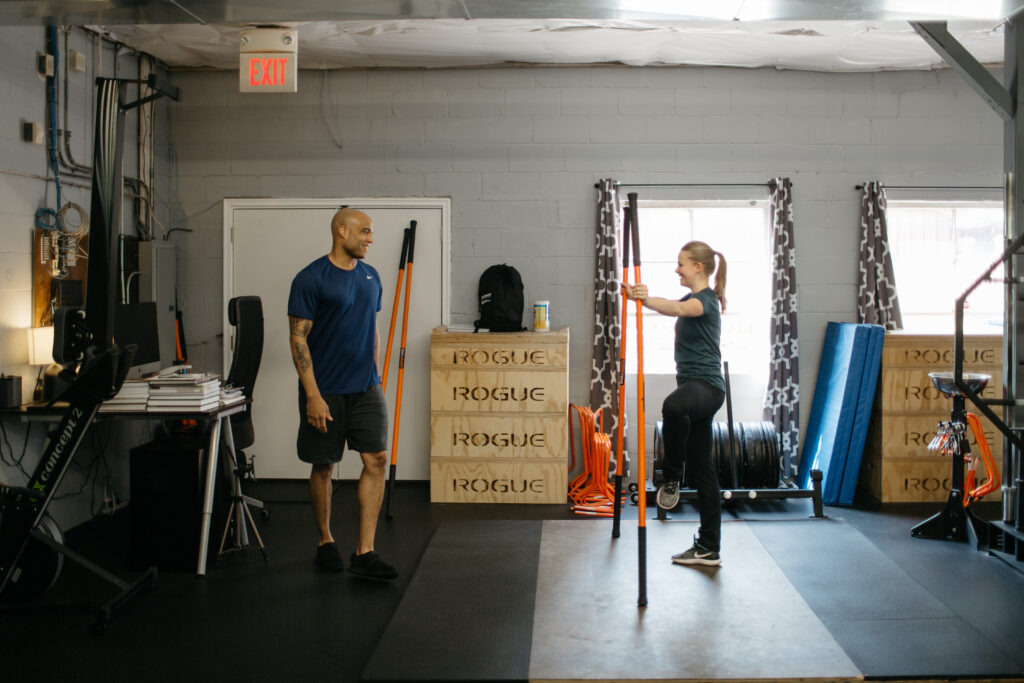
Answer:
[{"left": 623, "top": 241, "right": 727, "bottom": 566}]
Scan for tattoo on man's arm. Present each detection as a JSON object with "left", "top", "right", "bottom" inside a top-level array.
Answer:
[
  {"left": 292, "top": 341, "right": 312, "bottom": 373},
  {"left": 288, "top": 317, "right": 312, "bottom": 338}
]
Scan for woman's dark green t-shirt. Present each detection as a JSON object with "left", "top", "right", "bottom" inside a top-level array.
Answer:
[{"left": 673, "top": 287, "right": 725, "bottom": 391}]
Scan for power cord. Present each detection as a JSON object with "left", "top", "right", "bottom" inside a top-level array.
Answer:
[{"left": 0, "top": 420, "right": 33, "bottom": 482}]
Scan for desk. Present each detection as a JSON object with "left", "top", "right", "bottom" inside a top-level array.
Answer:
[{"left": 3, "top": 401, "right": 247, "bottom": 577}]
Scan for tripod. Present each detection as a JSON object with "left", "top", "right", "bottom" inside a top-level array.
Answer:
[{"left": 217, "top": 417, "right": 267, "bottom": 560}]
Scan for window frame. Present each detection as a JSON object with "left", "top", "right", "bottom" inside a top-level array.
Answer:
[
  {"left": 884, "top": 195, "right": 1004, "bottom": 336},
  {"left": 622, "top": 196, "right": 772, "bottom": 423}
]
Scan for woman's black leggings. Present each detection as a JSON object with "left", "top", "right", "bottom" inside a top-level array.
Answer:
[{"left": 661, "top": 379, "right": 726, "bottom": 551}]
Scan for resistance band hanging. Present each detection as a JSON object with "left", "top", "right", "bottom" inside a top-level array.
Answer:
[
  {"left": 928, "top": 413, "right": 1001, "bottom": 507},
  {"left": 383, "top": 220, "right": 417, "bottom": 521},
  {"left": 964, "top": 413, "right": 1001, "bottom": 504}
]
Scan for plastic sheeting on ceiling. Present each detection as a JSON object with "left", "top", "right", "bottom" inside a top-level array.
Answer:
[{"left": 95, "top": 19, "right": 1006, "bottom": 72}]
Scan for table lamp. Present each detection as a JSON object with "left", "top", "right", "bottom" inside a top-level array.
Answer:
[{"left": 28, "top": 326, "right": 65, "bottom": 401}]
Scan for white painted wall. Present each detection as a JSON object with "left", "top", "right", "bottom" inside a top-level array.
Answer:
[{"left": 164, "top": 65, "right": 1002, "bottom": 474}]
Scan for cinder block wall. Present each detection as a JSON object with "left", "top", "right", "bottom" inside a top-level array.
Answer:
[{"left": 166, "top": 64, "right": 1002, "bottom": 468}]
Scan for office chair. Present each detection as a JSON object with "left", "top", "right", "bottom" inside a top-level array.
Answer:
[{"left": 218, "top": 295, "right": 268, "bottom": 560}]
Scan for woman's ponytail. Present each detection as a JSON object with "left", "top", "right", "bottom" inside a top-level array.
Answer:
[{"left": 713, "top": 251, "right": 727, "bottom": 313}]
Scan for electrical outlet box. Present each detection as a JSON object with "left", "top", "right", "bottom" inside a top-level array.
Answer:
[
  {"left": 37, "top": 53, "right": 54, "bottom": 78},
  {"left": 22, "top": 121, "right": 43, "bottom": 144},
  {"left": 68, "top": 50, "right": 86, "bottom": 73}
]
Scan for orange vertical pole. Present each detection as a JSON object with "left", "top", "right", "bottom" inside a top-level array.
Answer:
[
  {"left": 384, "top": 221, "right": 416, "bottom": 520},
  {"left": 381, "top": 227, "right": 411, "bottom": 393},
  {"left": 628, "top": 192, "right": 647, "bottom": 607}
]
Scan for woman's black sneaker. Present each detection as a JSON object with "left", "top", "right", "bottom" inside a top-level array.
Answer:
[
  {"left": 672, "top": 538, "right": 722, "bottom": 566},
  {"left": 315, "top": 542, "right": 345, "bottom": 572},
  {"left": 348, "top": 551, "right": 398, "bottom": 581}
]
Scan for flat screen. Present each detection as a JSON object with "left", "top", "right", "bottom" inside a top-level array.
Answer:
[{"left": 114, "top": 301, "right": 162, "bottom": 378}]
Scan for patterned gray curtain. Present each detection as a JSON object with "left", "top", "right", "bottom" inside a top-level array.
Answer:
[
  {"left": 764, "top": 177, "right": 801, "bottom": 480},
  {"left": 589, "top": 179, "right": 622, "bottom": 435},
  {"left": 858, "top": 181, "right": 903, "bottom": 329}
]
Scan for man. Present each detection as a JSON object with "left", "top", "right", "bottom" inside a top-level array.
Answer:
[{"left": 287, "top": 207, "right": 397, "bottom": 580}]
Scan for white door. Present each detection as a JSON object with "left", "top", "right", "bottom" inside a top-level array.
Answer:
[{"left": 224, "top": 198, "right": 450, "bottom": 480}]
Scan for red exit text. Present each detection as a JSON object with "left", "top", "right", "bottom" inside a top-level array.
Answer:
[{"left": 248, "top": 57, "right": 289, "bottom": 87}]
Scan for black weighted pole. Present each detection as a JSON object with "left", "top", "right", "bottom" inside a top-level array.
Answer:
[
  {"left": 612, "top": 208, "right": 632, "bottom": 539},
  {"left": 637, "top": 525, "right": 647, "bottom": 607},
  {"left": 723, "top": 362, "right": 738, "bottom": 489}
]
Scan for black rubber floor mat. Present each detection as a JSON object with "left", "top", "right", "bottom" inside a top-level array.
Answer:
[
  {"left": 362, "top": 519, "right": 541, "bottom": 681},
  {"left": 750, "top": 519, "right": 1022, "bottom": 677}
]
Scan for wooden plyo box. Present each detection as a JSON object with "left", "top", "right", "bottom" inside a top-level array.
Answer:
[
  {"left": 860, "top": 333, "right": 1004, "bottom": 503},
  {"left": 876, "top": 368, "right": 1003, "bottom": 413},
  {"left": 865, "top": 412, "right": 1004, "bottom": 460},
  {"left": 859, "top": 454, "right": 1004, "bottom": 504},
  {"left": 429, "top": 327, "right": 569, "bottom": 504},
  {"left": 430, "top": 414, "right": 567, "bottom": 459},
  {"left": 429, "top": 459, "right": 566, "bottom": 504}
]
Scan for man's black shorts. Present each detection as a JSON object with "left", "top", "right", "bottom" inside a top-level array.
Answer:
[{"left": 297, "top": 385, "right": 388, "bottom": 464}]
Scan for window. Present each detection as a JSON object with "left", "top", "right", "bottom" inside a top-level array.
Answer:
[
  {"left": 886, "top": 200, "right": 1004, "bottom": 335},
  {"left": 625, "top": 200, "right": 771, "bottom": 420}
]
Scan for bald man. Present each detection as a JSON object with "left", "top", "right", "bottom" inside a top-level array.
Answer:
[{"left": 287, "top": 208, "right": 397, "bottom": 580}]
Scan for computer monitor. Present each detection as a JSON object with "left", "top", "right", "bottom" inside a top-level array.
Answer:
[{"left": 114, "top": 302, "right": 162, "bottom": 378}]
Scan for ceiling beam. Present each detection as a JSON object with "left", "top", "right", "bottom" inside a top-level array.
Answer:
[{"left": 911, "top": 20, "right": 1013, "bottom": 121}]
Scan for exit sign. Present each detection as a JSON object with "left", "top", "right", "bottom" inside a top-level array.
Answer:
[
  {"left": 240, "top": 54, "right": 296, "bottom": 92},
  {"left": 239, "top": 28, "right": 297, "bottom": 93}
]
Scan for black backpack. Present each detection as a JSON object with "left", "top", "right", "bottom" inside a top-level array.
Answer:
[{"left": 474, "top": 264, "right": 526, "bottom": 332}]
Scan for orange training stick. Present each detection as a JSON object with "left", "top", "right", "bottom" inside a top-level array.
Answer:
[
  {"left": 628, "top": 191, "right": 647, "bottom": 607},
  {"left": 384, "top": 221, "right": 416, "bottom": 521},
  {"left": 390, "top": 222, "right": 416, "bottom": 468},
  {"left": 381, "top": 227, "right": 411, "bottom": 393}
]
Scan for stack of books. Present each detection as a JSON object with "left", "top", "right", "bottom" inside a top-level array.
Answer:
[
  {"left": 220, "top": 384, "right": 246, "bottom": 407},
  {"left": 99, "top": 378, "right": 151, "bottom": 412},
  {"left": 147, "top": 372, "right": 222, "bottom": 412}
]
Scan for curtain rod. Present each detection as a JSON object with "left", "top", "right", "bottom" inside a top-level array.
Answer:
[
  {"left": 594, "top": 182, "right": 770, "bottom": 189},
  {"left": 854, "top": 184, "right": 1001, "bottom": 191}
]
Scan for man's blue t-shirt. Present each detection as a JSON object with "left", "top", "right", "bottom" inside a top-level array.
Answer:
[{"left": 288, "top": 256, "right": 382, "bottom": 396}]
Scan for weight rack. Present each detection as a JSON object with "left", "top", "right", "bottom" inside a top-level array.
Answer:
[{"left": 912, "top": 230, "right": 1024, "bottom": 570}]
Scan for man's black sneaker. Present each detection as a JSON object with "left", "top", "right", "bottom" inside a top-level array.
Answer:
[
  {"left": 315, "top": 542, "right": 345, "bottom": 572},
  {"left": 672, "top": 539, "right": 721, "bottom": 566},
  {"left": 348, "top": 551, "right": 398, "bottom": 581},
  {"left": 656, "top": 480, "right": 680, "bottom": 510}
]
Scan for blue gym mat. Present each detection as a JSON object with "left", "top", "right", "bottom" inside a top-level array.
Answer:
[{"left": 797, "top": 322, "right": 884, "bottom": 505}]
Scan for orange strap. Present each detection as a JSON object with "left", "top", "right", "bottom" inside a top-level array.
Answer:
[{"left": 964, "top": 413, "right": 1000, "bottom": 506}]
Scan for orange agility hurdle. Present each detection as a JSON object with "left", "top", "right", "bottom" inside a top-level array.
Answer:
[{"left": 569, "top": 404, "right": 620, "bottom": 517}]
